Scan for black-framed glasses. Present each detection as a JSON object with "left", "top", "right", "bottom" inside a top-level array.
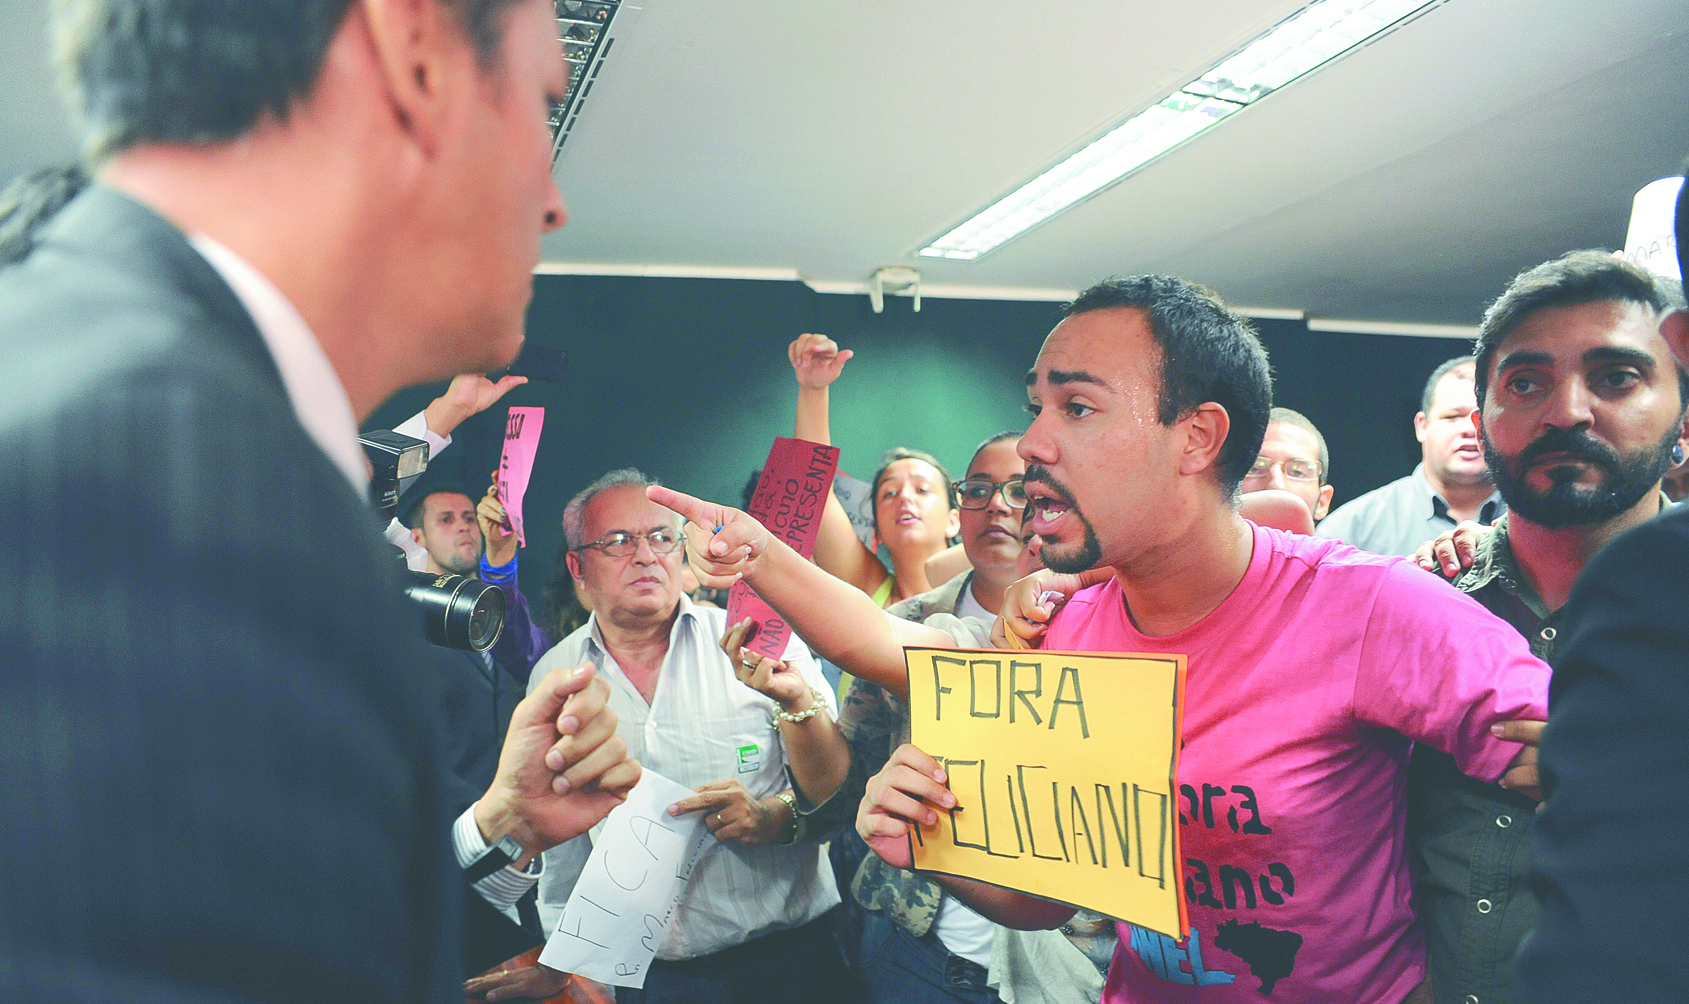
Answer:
[
  {"left": 1244, "top": 456, "right": 1323, "bottom": 484},
  {"left": 953, "top": 477, "right": 1029, "bottom": 510},
  {"left": 573, "top": 528, "right": 685, "bottom": 557}
]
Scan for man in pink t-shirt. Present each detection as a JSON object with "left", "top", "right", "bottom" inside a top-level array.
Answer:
[{"left": 852, "top": 276, "right": 1549, "bottom": 1004}]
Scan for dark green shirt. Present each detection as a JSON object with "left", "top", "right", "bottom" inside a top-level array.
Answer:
[{"left": 1408, "top": 514, "right": 1554, "bottom": 1004}]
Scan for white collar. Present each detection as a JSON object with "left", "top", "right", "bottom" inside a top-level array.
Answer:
[{"left": 188, "top": 233, "right": 366, "bottom": 494}]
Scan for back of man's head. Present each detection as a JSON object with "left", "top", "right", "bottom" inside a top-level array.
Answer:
[
  {"left": 53, "top": 0, "right": 520, "bottom": 162},
  {"left": 1473, "top": 250, "right": 1686, "bottom": 407},
  {"left": 1064, "top": 275, "right": 1272, "bottom": 497}
]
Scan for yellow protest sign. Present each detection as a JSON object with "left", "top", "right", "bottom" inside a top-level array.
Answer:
[{"left": 905, "top": 647, "right": 1188, "bottom": 937}]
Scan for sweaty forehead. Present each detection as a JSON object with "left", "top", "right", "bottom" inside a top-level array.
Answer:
[{"left": 1028, "top": 309, "right": 1158, "bottom": 394}]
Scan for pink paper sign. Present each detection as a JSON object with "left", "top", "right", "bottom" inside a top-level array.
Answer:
[
  {"left": 497, "top": 406, "right": 545, "bottom": 548},
  {"left": 726, "top": 437, "right": 840, "bottom": 662}
]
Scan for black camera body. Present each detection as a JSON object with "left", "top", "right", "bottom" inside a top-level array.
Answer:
[{"left": 360, "top": 429, "right": 507, "bottom": 653}]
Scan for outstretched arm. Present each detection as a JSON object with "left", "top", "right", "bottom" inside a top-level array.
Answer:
[
  {"left": 789, "top": 334, "right": 890, "bottom": 598},
  {"left": 648, "top": 484, "right": 950, "bottom": 697}
]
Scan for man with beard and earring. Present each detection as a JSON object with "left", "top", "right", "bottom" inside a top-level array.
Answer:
[
  {"left": 1512, "top": 169, "right": 1689, "bottom": 1004},
  {"left": 1405, "top": 249, "right": 1688, "bottom": 1004}
]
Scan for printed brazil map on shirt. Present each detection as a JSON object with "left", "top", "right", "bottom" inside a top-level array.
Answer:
[{"left": 1039, "top": 524, "right": 1548, "bottom": 1003}]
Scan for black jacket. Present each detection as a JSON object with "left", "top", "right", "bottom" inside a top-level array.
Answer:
[
  {"left": 0, "top": 186, "right": 465, "bottom": 1002},
  {"left": 1516, "top": 504, "right": 1689, "bottom": 1003}
]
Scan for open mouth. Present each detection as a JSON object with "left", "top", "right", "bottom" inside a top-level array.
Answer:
[{"left": 1024, "top": 486, "right": 1073, "bottom": 536}]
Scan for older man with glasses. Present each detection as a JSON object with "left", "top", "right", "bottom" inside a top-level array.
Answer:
[
  {"left": 1241, "top": 407, "right": 1336, "bottom": 523},
  {"left": 477, "top": 468, "right": 849, "bottom": 1004}
]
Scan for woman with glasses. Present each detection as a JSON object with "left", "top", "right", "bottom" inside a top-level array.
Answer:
[{"left": 790, "top": 333, "right": 958, "bottom": 607}]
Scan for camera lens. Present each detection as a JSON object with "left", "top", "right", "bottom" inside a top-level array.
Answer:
[{"left": 403, "top": 571, "right": 507, "bottom": 652}]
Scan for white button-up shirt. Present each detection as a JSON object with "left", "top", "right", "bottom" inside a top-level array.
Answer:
[{"left": 529, "top": 594, "right": 841, "bottom": 959}]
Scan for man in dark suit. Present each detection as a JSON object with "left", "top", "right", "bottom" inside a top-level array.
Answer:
[
  {"left": 404, "top": 487, "right": 526, "bottom": 791},
  {"left": 1514, "top": 170, "right": 1689, "bottom": 1002},
  {"left": 0, "top": 1, "right": 635, "bottom": 1001}
]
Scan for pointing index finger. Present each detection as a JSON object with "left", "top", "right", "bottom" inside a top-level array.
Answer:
[{"left": 668, "top": 789, "right": 734, "bottom": 815}]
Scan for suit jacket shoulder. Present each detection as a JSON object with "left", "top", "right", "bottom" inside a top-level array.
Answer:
[{"left": 0, "top": 187, "right": 464, "bottom": 1003}]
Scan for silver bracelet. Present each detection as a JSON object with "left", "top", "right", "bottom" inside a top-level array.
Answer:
[{"left": 772, "top": 687, "right": 828, "bottom": 725}]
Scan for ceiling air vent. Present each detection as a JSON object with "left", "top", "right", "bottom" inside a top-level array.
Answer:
[{"left": 549, "top": 0, "right": 631, "bottom": 164}]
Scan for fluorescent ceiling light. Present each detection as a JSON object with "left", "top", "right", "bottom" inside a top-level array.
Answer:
[{"left": 919, "top": 0, "right": 1435, "bottom": 261}]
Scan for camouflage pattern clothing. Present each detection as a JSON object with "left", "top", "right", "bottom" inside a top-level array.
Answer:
[{"left": 791, "top": 572, "right": 973, "bottom": 935}]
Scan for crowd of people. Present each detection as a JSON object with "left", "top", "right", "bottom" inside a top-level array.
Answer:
[{"left": 1, "top": 2, "right": 1686, "bottom": 1004}]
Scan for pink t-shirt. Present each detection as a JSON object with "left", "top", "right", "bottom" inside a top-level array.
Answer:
[{"left": 1041, "top": 523, "right": 1548, "bottom": 1004}]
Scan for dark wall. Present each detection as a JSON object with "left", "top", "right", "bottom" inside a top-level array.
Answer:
[{"left": 366, "top": 274, "right": 1476, "bottom": 587}]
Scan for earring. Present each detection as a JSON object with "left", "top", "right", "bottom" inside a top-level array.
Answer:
[{"left": 1674, "top": 444, "right": 1687, "bottom": 467}]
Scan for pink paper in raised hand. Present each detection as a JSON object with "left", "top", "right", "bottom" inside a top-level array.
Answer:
[{"left": 497, "top": 406, "right": 545, "bottom": 547}]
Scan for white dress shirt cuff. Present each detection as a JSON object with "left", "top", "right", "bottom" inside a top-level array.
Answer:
[
  {"left": 386, "top": 412, "right": 454, "bottom": 570},
  {"left": 452, "top": 806, "right": 541, "bottom": 910},
  {"left": 392, "top": 411, "right": 452, "bottom": 461}
]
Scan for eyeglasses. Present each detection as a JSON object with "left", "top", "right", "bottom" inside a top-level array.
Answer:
[
  {"left": 1244, "top": 456, "right": 1323, "bottom": 484},
  {"left": 573, "top": 529, "right": 685, "bottom": 557},
  {"left": 953, "top": 477, "right": 1029, "bottom": 510}
]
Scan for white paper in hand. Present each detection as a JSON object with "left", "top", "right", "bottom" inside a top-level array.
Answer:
[
  {"left": 538, "top": 770, "right": 710, "bottom": 988},
  {"left": 1623, "top": 176, "right": 1684, "bottom": 281}
]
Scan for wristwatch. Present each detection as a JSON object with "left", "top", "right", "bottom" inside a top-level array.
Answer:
[{"left": 465, "top": 834, "right": 527, "bottom": 882}]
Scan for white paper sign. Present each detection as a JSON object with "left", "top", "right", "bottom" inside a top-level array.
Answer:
[
  {"left": 538, "top": 771, "right": 710, "bottom": 987},
  {"left": 831, "top": 470, "right": 879, "bottom": 551},
  {"left": 1623, "top": 176, "right": 1683, "bottom": 281}
]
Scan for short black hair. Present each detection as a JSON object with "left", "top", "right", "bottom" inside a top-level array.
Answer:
[
  {"left": 400, "top": 485, "right": 476, "bottom": 530},
  {"left": 54, "top": 0, "right": 525, "bottom": 162},
  {"left": 0, "top": 165, "right": 88, "bottom": 267},
  {"left": 1420, "top": 356, "right": 1475, "bottom": 416},
  {"left": 1473, "top": 250, "right": 1688, "bottom": 408},
  {"left": 1267, "top": 406, "right": 1329, "bottom": 484},
  {"left": 1064, "top": 275, "right": 1272, "bottom": 497}
]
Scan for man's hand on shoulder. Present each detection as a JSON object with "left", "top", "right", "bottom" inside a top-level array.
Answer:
[
  {"left": 474, "top": 663, "right": 640, "bottom": 859},
  {"left": 1413, "top": 520, "right": 1489, "bottom": 580}
]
